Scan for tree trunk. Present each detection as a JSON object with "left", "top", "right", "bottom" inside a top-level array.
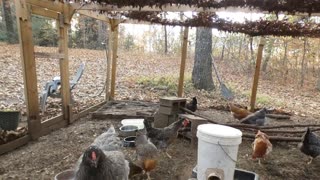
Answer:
[
  {"left": 192, "top": 27, "right": 214, "bottom": 91},
  {"left": 300, "top": 37, "right": 307, "bottom": 87},
  {"left": 262, "top": 38, "right": 275, "bottom": 72},
  {"left": 2, "top": 0, "right": 17, "bottom": 44},
  {"left": 220, "top": 38, "right": 226, "bottom": 61}
]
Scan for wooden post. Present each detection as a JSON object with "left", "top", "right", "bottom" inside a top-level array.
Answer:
[
  {"left": 250, "top": 37, "right": 265, "bottom": 111},
  {"left": 110, "top": 19, "right": 120, "bottom": 100},
  {"left": 58, "top": 13, "right": 72, "bottom": 123},
  {"left": 178, "top": 27, "right": 189, "bottom": 97},
  {"left": 105, "top": 22, "right": 112, "bottom": 100},
  {"left": 14, "top": 0, "right": 40, "bottom": 140}
]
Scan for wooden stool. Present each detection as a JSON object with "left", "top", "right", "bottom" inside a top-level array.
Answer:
[{"left": 179, "top": 114, "right": 207, "bottom": 148}]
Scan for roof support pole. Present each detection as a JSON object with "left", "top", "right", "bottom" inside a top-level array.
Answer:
[
  {"left": 14, "top": 0, "right": 40, "bottom": 140},
  {"left": 110, "top": 19, "right": 120, "bottom": 100},
  {"left": 178, "top": 27, "right": 189, "bottom": 97},
  {"left": 58, "top": 12, "right": 72, "bottom": 123},
  {"left": 250, "top": 37, "right": 265, "bottom": 111}
]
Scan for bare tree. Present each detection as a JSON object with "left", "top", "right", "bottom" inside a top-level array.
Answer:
[{"left": 192, "top": 27, "right": 215, "bottom": 90}]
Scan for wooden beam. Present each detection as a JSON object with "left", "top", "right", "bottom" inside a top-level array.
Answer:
[
  {"left": 178, "top": 27, "right": 189, "bottom": 97},
  {"left": 26, "top": 0, "right": 64, "bottom": 13},
  {"left": 110, "top": 20, "right": 120, "bottom": 100},
  {"left": 30, "top": 5, "right": 59, "bottom": 19},
  {"left": 0, "top": 135, "right": 30, "bottom": 155},
  {"left": 40, "top": 119, "right": 68, "bottom": 136},
  {"left": 15, "top": 0, "right": 41, "bottom": 140},
  {"left": 250, "top": 37, "right": 265, "bottom": 112},
  {"left": 58, "top": 14, "right": 72, "bottom": 123},
  {"left": 73, "top": 101, "right": 106, "bottom": 120},
  {"left": 41, "top": 115, "right": 64, "bottom": 128},
  {"left": 105, "top": 23, "right": 112, "bottom": 100},
  {"left": 77, "top": 10, "right": 109, "bottom": 22}
]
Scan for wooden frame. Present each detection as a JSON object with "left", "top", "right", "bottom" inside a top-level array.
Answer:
[
  {"left": 178, "top": 27, "right": 189, "bottom": 97},
  {"left": 250, "top": 37, "right": 265, "bottom": 111}
]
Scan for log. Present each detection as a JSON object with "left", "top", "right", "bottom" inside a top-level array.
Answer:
[
  {"left": 242, "top": 133, "right": 301, "bottom": 142},
  {"left": 240, "top": 127, "right": 320, "bottom": 134},
  {"left": 266, "top": 114, "right": 290, "bottom": 119},
  {"left": 180, "top": 107, "right": 219, "bottom": 124}
]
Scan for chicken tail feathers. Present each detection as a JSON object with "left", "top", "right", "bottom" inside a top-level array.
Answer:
[{"left": 92, "top": 124, "right": 122, "bottom": 151}]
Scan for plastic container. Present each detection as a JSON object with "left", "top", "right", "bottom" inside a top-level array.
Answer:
[
  {"left": 123, "top": 136, "right": 136, "bottom": 147},
  {"left": 121, "top": 119, "right": 145, "bottom": 130},
  {"left": 119, "top": 125, "right": 138, "bottom": 137},
  {"left": 197, "top": 124, "right": 242, "bottom": 180},
  {"left": 191, "top": 166, "right": 259, "bottom": 180},
  {"left": 54, "top": 170, "right": 75, "bottom": 180},
  {"left": 0, "top": 111, "right": 21, "bottom": 131}
]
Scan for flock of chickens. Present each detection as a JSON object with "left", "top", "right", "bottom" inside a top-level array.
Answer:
[
  {"left": 72, "top": 98, "right": 320, "bottom": 179},
  {"left": 229, "top": 103, "right": 320, "bottom": 165}
]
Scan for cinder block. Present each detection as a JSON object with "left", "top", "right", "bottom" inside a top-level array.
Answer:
[
  {"left": 160, "top": 96, "right": 187, "bottom": 107},
  {"left": 154, "top": 112, "right": 169, "bottom": 128}
]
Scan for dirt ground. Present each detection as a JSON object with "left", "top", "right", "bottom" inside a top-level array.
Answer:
[{"left": 1, "top": 109, "right": 320, "bottom": 180}]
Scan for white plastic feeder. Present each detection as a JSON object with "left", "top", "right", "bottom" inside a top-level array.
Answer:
[
  {"left": 197, "top": 124, "right": 242, "bottom": 180},
  {"left": 121, "top": 119, "right": 145, "bottom": 130}
]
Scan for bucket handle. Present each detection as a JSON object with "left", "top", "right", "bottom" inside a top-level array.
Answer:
[{"left": 218, "top": 142, "right": 237, "bottom": 163}]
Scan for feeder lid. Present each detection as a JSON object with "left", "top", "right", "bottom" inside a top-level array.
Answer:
[{"left": 197, "top": 124, "right": 242, "bottom": 145}]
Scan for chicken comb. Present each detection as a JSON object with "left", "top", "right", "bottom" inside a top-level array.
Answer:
[{"left": 91, "top": 151, "right": 97, "bottom": 160}]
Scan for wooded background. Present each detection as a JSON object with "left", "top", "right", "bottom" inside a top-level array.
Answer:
[{"left": 1, "top": 0, "right": 320, "bottom": 91}]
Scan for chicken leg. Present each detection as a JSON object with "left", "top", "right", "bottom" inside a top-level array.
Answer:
[{"left": 307, "top": 157, "right": 314, "bottom": 165}]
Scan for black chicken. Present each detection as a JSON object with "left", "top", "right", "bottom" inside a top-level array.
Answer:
[
  {"left": 240, "top": 108, "right": 267, "bottom": 126},
  {"left": 75, "top": 125, "right": 129, "bottom": 180},
  {"left": 186, "top": 97, "right": 197, "bottom": 112},
  {"left": 76, "top": 146, "right": 110, "bottom": 180},
  {"left": 143, "top": 118, "right": 184, "bottom": 158},
  {"left": 298, "top": 128, "right": 320, "bottom": 164}
]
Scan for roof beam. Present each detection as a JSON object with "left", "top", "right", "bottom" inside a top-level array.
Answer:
[
  {"left": 26, "top": 0, "right": 64, "bottom": 12},
  {"left": 30, "top": 5, "right": 59, "bottom": 19},
  {"left": 77, "top": 10, "right": 109, "bottom": 22}
]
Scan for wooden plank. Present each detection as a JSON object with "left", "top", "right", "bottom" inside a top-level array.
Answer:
[
  {"left": 73, "top": 101, "right": 106, "bottom": 121},
  {"left": 177, "top": 27, "right": 189, "bottom": 97},
  {"left": 250, "top": 37, "right": 265, "bottom": 112},
  {"left": 26, "top": 0, "right": 64, "bottom": 13},
  {"left": 30, "top": 5, "right": 59, "bottom": 19},
  {"left": 41, "top": 115, "right": 64, "bottom": 128},
  {"left": 0, "top": 135, "right": 30, "bottom": 155},
  {"left": 15, "top": 0, "right": 41, "bottom": 140},
  {"left": 40, "top": 119, "right": 68, "bottom": 137},
  {"left": 58, "top": 14, "right": 72, "bottom": 122},
  {"left": 35, "top": 52, "right": 64, "bottom": 59},
  {"left": 105, "top": 22, "right": 112, "bottom": 100},
  {"left": 110, "top": 20, "right": 120, "bottom": 99},
  {"left": 78, "top": 10, "right": 109, "bottom": 22}
]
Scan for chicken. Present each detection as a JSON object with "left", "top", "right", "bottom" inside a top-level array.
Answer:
[
  {"left": 135, "top": 130, "right": 158, "bottom": 180},
  {"left": 298, "top": 128, "right": 320, "bottom": 164},
  {"left": 240, "top": 108, "right": 267, "bottom": 126},
  {"left": 252, "top": 130, "right": 272, "bottom": 165},
  {"left": 186, "top": 97, "right": 197, "bottom": 112},
  {"left": 75, "top": 125, "right": 129, "bottom": 180},
  {"left": 228, "top": 103, "right": 251, "bottom": 120},
  {"left": 144, "top": 117, "right": 184, "bottom": 158}
]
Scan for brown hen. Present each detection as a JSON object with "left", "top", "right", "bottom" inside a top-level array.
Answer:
[
  {"left": 252, "top": 130, "right": 272, "bottom": 165},
  {"left": 229, "top": 103, "right": 251, "bottom": 120}
]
